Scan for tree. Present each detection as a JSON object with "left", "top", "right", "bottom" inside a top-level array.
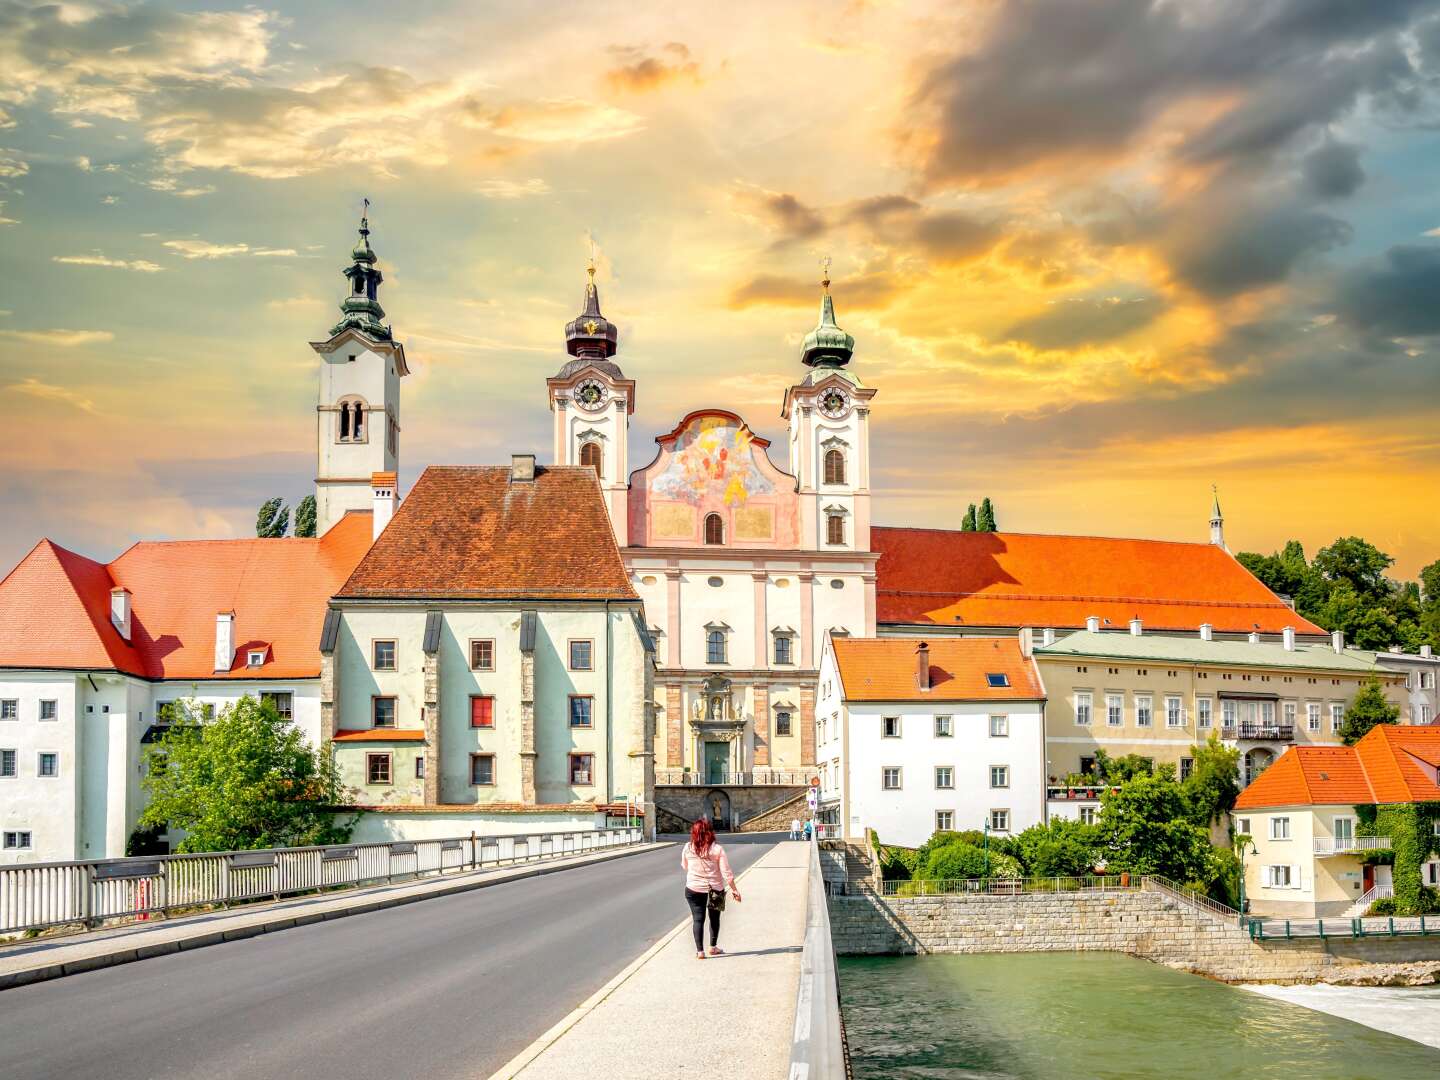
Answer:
[
  {"left": 1181, "top": 734, "right": 1241, "bottom": 824},
  {"left": 1014, "top": 818, "right": 1099, "bottom": 876},
  {"left": 140, "top": 696, "right": 355, "bottom": 852},
  {"left": 294, "top": 494, "right": 317, "bottom": 538},
  {"left": 961, "top": 504, "right": 977, "bottom": 531},
  {"left": 1094, "top": 749, "right": 1155, "bottom": 783},
  {"left": 1096, "top": 773, "right": 1215, "bottom": 883},
  {"left": 919, "top": 839, "right": 1021, "bottom": 881},
  {"left": 256, "top": 498, "right": 290, "bottom": 538},
  {"left": 1313, "top": 537, "right": 1394, "bottom": 599},
  {"left": 976, "top": 497, "right": 997, "bottom": 532},
  {"left": 1338, "top": 677, "right": 1401, "bottom": 745}
]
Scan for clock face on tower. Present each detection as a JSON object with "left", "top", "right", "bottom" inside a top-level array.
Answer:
[
  {"left": 818, "top": 386, "right": 850, "bottom": 419},
  {"left": 574, "top": 378, "right": 609, "bottom": 411}
]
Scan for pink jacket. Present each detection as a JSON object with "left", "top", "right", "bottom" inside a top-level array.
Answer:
[{"left": 682, "top": 841, "right": 735, "bottom": 893}]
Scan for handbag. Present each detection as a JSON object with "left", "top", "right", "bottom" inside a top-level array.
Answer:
[{"left": 707, "top": 887, "right": 727, "bottom": 912}]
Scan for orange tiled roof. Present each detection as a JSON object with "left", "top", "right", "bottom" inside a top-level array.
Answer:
[
  {"left": 873, "top": 527, "right": 1324, "bottom": 636},
  {"left": 1235, "top": 726, "right": 1440, "bottom": 809},
  {"left": 0, "top": 513, "right": 373, "bottom": 680},
  {"left": 332, "top": 728, "right": 425, "bottom": 742},
  {"left": 338, "top": 465, "right": 636, "bottom": 601},
  {"left": 831, "top": 636, "right": 1043, "bottom": 702}
]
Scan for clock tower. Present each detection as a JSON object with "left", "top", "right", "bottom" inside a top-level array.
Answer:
[
  {"left": 781, "top": 265, "right": 875, "bottom": 552},
  {"left": 547, "top": 261, "right": 636, "bottom": 545}
]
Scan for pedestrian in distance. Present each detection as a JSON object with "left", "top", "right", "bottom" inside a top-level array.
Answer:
[
  {"left": 790, "top": 817, "right": 802, "bottom": 840},
  {"left": 682, "top": 816, "right": 741, "bottom": 959},
  {"left": 803, "top": 819, "right": 813, "bottom": 841}
]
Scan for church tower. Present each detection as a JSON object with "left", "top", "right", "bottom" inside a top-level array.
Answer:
[
  {"left": 1209, "top": 486, "right": 1227, "bottom": 550},
  {"left": 781, "top": 263, "right": 876, "bottom": 552},
  {"left": 312, "top": 206, "right": 408, "bottom": 536},
  {"left": 547, "top": 261, "right": 636, "bottom": 545}
]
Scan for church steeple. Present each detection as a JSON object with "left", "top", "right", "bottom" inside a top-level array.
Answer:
[
  {"left": 1210, "top": 485, "right": 1227, "bottom": 550},
  {"left": 331, "top": 200, "right": 391, "bottom": 341},
  {"left": 564, "top": 258, "right": 619, "bottom": 360},
  {"left": 800, "top": 257, "right": 855, "bottom": 368}
]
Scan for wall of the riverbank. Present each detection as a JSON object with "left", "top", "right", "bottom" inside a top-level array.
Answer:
[{"left": 829, "top": 888, "right": 1440, "bottom": 985}]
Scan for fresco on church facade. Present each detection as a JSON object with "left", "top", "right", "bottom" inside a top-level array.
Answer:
[{"left": 652, "top": 415, "right": 775, "bottom": 507}]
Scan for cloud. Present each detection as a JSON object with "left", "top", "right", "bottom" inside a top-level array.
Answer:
[
  {"left": 73, "top": 155, "right": 91, "bottom": 171},
  {"left": 727, "top": 270, "right": 901, "bottom": 310},
  {"left": 844, "top": 195, "right": 1001, "bottom": 265},
  {"left": 0, "top": 149, "right": 28, "bottom": 178},
  {"left": 475, "top": 178, "right": 550, "bottom": 199},
  {"left": 1000, "top": 296, "right": 1167, "bottom": 351},
  {"left": 0, "top": 329, "right": 114, "bottom": 347},
  {"left": 605, "top": 43, "right": 701, "bottom": 93},
  {"left": 4, "top": 377, "right": 98, "bottom": 413},
  {"left": 162, "top": 239, "right": 299, "bottom": 259},
  {"left": 734, "top": 186, "right": 825, "bottom": 241},
  {"left": 1301, "top": 139, "right": 1366, "bottom": 199},
  {"left": 52, "top": 253, "right": 163, "bottom": 272},
  {"left": 0, "top": 106, "right": 13, "bottom": 130},
  {"left": 144, "top": 178, "right": 216, "bottom": 197},
  {"left": 459, "top": 95, "right": 644, "bottom": 144},
  {"left": 1334, "top": 244, "right": 1440, "bottom": 337}
]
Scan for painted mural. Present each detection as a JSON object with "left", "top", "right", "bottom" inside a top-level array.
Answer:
[{"left": 629, "top": 411, "right": 800, "bottom": 548}]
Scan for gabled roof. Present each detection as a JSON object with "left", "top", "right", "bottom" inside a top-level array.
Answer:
[
  {"left": 872, "top": 527, "right": 1325, "bottom": 636},
  {"left": 338, "top": 466, "right": 637, "bottom": 602},
  {"left": 1036, "top": 630, "right": 1377, "bottom": 674},
  {"left": 1234, "top": 725, "right": 1440, "bottom": 809},
  {"left": 0, "top": 513, "right": 373, "bottom": 680},
  {"left": 831, "top": 636, "right": 1043, "bottom": 703}
]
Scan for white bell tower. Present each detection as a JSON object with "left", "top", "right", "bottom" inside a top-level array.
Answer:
[
  {"left": 547, "top": 261, "right": 635, "bottom": 546},
  {"left": 311, "top": 205, "right": 407, "bottom": 536}
]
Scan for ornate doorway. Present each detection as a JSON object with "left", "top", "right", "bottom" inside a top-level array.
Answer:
[{"left": 704, "top": 742, "right": 729, "bottom": 785}]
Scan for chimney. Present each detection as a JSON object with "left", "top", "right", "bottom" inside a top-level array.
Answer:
[
  {"left": 1332, "top": 630, "right": 1345, "bottom": 654},
  {"left": 1247, "top": 631, "right": 1260, "bottom": 645},
  {"left": 1019, "top": 628, "right": 1033, "bottom": 658},
  {"left": 1042, "top": 628, "right": 1056, "bottom": 646},
  {"left": 1422, "top": 645, "right": 1434, "bottom": 659},
  {"left": 371, "top": 471, "right": 398, "bottom": 541},
  {"left": 1129, "top": 618, "right": 1143, "bottom": 637},
  {"left": 1282, "top": 627, "right": 1295, "bottom": 651},
  {"left": 1086, "top": 616, "right": 1101, "bottom": 633},
  {"left": 511, "top": 453, "right": 536, "bottom": 482},
  {"left": 110, "top": 587, "right": 132, "bottom": 641},
  {"left": 1199, "top": 623, "right": 1213, "bottom": 642},
  {"left": 214, "top": 611, "right": 236, "bottom": 673},
  {"left": 916, "top": 641, "right": 931, "bottom": 691}
]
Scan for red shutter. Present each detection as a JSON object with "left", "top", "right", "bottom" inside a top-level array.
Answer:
[{"left": 471, "top": 696, "right": 493, "bottom": 728}]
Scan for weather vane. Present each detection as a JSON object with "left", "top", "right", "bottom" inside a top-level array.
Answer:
[{"left": 820, "top": 254, "right": 832, "bottom": 292}]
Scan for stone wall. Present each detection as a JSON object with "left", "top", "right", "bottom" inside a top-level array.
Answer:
[
  {"left": 828, "top": 886, "right": 1440, "bottom": 985},
  {"left": 654, "top": 785, "right": 807, "bottom": 833}
]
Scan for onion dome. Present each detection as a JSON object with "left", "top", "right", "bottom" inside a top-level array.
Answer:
[
  {"left": 800, "top": 260, "right": 855, "bottom": 368},
  {"left": 564, "top": 260, "right": 619, "bottom": 360},
  {"left": 331, "top": 202, "right": 390, "bottom": 340}
]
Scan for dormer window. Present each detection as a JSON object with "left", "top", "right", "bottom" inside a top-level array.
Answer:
[
  {"left": 246, "top": 648, "right": 268, "bottom": 668},
  {"left": 704, "top": 513, "right": 725, "bottom": 545}
]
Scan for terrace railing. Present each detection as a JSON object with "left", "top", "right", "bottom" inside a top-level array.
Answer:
[
  {"left": 0, "top": 827, "right": 643, "bottom": 937},
  {"left": 1313, "top": 835, "right": 1391, "bottom": 856},
  {"left": 654, "top": 769, "right": 816, "bottom": 786},
  {"left": 874, "top": 875, "right": 1139, "bottom": 897},
  {"left": 1246, "top": 912, "right": 1437, "bottom": 941}
]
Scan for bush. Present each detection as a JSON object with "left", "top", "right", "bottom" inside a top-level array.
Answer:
[
  {"left": 1366, "top": 897, "right": 1398, "bottom": 916},
  {"left": 919, "top": 840, "right": 1022, "bottom": 881},
  {"left": 1014, "top": 819, "right": 1100, "bottom": 877}
]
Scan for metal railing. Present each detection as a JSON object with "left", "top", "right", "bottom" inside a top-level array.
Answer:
[
  {"left": 0, "top": 827, "right": 643, "bottom": 937},
  {"left": 874, "top": 874, "right": 1139, "bottom": 897},
  {"left": 788, "top": 838, "right": 847, "bottom": 1079},
  {"left": 1220, "top": 722, "right": 1295, "bottom": 741},
  {"left": 813, "top": 823, "right": 840, "bottom": 840},
  {"left": 654, "top": 769, "right": 816, "bottom": 786},
  {"left": 1313, "top": 836, "right": 1391, "bottom": 856},
  {"left": 1246, "top": 912, "right": 1436, "bottom": 941},
  {"left": 1348, "top": 882, "right": 1393, "bottom": 915},
  {"left": 1045, "top": 785, "right": 1111, "bottom": 801},
  {"left": 1142, "top": 875, "right": 1240, "bottom": 921}
]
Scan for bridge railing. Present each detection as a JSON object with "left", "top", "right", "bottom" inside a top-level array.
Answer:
[
  {"left": 0, "top": 827, "right": 644, "bottom": 937},
  {"left": 789, "top": 836, "right": 848, "bottom": 1079}
]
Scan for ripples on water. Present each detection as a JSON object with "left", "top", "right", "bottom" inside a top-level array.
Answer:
[{"left": 839, "top": 952, "right": 1440, "bottom": 1080}]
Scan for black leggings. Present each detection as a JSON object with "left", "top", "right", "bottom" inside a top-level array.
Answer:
[{"left": 685, "top": 887, "right": 720, "bottom": 950}]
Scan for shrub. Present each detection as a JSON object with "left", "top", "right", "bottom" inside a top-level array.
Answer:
[
  {"left": 1366, "top": 897, "right": 1398, "bottom": 916},
  {"left": 1014, "top": 819, "right": 1100, "bottom": 877}
]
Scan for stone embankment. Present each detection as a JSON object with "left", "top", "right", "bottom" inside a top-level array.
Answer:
[{"left": 828, "top": 886, "right": 1440, "bottom": 985}]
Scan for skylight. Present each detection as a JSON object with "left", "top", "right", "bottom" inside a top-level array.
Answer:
[{"left": 986, "top": 673, "right": 1009, "bottom": 688}]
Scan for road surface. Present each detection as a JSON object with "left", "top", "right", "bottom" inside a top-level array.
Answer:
[{"left": 0, "top": 834, "right": 781, "bottom": 1080}]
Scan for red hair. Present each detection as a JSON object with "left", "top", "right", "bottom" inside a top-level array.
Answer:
[{"left": 690, "top": 816, "right": 715, "bottom": 857}]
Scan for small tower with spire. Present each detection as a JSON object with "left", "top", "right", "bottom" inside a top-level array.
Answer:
[
  {"left": 310, "top": 202, "right": 409, "bottom": 537},
  {"left": 1209, "top": 486, "right": 1226, "bottom": 550},
  {"left": 782, "top": 259, "right": 877, "bottom": 553},
  {"left": 547, "top": 254, "right": 636, "bottom": 544}
]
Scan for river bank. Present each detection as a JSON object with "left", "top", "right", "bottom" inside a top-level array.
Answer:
[{"left": 1244, "top": 982, "right": 1440, "bottom": 1051}]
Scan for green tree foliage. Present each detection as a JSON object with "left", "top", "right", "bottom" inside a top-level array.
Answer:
[
  {"left": 294, "top": 494, "right": 317, "bottom": 538},
  {"left": 1094, "top": 749, "right": 1156, "bottom": 783},
  {"left": 961, "top": 504, "right": 977, "bottom": 531},
  {"left": 140, "top": 696, "right": 355, "bottom": 852},
  {"left": 1357, "top": 803, "right": 1440, "bottom": 915},
  {"left": 976, "top": 497, "right": 997, "bottom": 532},
  {"left": 920, "top": 840, "right": 1022, "bottom": 881},
  {"left": 1338, "top": 677, "right": 1401, "bottom": 745},
  {"left": 1014, "top": 818, "right": 1100, "bottom": 876},
  {"left": 1181, "top": 734, "right": 1241, "bottom": 824},
  {"left": 1096, "top": 774, "right": 1217, "bottom": 885},
  {"left": 255, "top": 498, "right": 291, "bottom": 538}
]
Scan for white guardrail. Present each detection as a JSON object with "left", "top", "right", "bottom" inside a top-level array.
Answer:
[
  {"left": 789, "top": 838, "right": 848, "bottom": 1080},
  {"left": 0, "top": 828, "right": 644, "bottom": 937},
  {"left": 1312, "top": 835, "right": 1392, "bottom": 856}
]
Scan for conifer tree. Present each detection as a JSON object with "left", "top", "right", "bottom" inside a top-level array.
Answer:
[
  {"left": 256, "top": 498, "right": 290, "bottom": 538},
  {"left": 961, "top": 504, "right": 977, "bottom": 531},
  {"left": 294, "top": 495, "right": 317, "bottom": 538},
  {"left": 977, "top": 497, "right": 997, "bottom": 532}
]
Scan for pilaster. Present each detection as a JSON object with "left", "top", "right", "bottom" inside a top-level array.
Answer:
[
  {"left": 753, "top": 684, "right": 771, "bottom": 766},
  {"left": 319, "top": 652, "right": 338, "bottom": 744},
  {"left": 665, "top": 569, "right": 682, "bottom": 668},
  {"left": 800, "top": 571, "right": 816, "bottom": 669},
  {"left": 422, "top": 650, "right": 441, "bottom": 805},
  {"left": 520, "top": 650, "right": 537, "bottom": 804},
  {"left": 800, "top": 684, "right": 817, "bottom": 766},
  {"left": 666, "top": 683, "right": 683, "bottom": 768}
]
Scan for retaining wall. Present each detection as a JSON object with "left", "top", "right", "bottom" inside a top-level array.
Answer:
[{"left": 828, "top": 887, "right": 1440, "bottom": 985}]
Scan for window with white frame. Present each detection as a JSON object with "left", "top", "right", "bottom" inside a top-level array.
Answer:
[
  {"left": 989, "top": 809, "right": 1010, "bottom": 832},
  {"left": 39, "top": 700, "right": 57, "bottom": 721},
  {"left": 1264, "top": 865, "right": 1293, "bottom": 888},
  {"left": 1197, "top": 697, "right": 1212, "bottom": 728},
  {"left": 2, "top": 831, "right": 31, "bottom": 849},
  {"left": 935, "top": 766, "right": 954, "bottom": 790},
  {"left": 1165, "top": 696, "right": 1183, "bottom": 728},
  {"left": 1234, "top": 817, "right": 1251, "bottom": 835},
  {"left": 1106, "top": 693, "right": 1123, "bottom": 727},
  {"left": 1269, "top": 816, "right": 1290, "bottom": 840},
  {"left": 1222, "top": 699, "right": 1237, "bottom": 728},
  {"left": 0, "top": 749, "right": 15, "bottom": 778},
  {"left": 706, "top": 628, "right": 728, "bottom": 664},
  {"left": 882, "top": 716, "right": 901, "bottom": 738},
  {"left": 1079, "top": 806, "right": 1097, "bottom": 825},
  {"left": 936, "top": 810, "right": 954, "bottom": 832},
  {"left": 1074, "top": 692, "right": 1092, "bottom": 726},
  {"left": 36, "top": 752, "right": 58, "bottom": 778},
  {"left": 881, "top": 766, "right": 902, "bottom": 790},
  {"left": 1135, "top": 694, "right": 1152, "bottom": 727},
  {"left": 1422, "top": 671, "right": 1436, "bottom": 690},
  {"left": 1306, "top": 702, "right": 1321, "bottom": 732},
  {"left": 1261, "top": 701, "right": 1275, "bottom": 725},
  {"left": 1284, "top": 701, "right": 1297, "bottom": 730},
  {"left": 1423, "top": 704, "right": 1434, "bottom": 725},
  {"left": 0, "top": 700, "right": 16, "bottom": 721},
  {"left": 934, "top": 715, "right": 953, "bottom": 737},
  {"left": 989, "top": 714, "right": 1008, "bottom": 737},
  {"left": 1333, "top": 816, "right": 1355, "bottom": 843},
  {"left": 1330, "top": 702, "right": 1344, "bottom": 731},
  {"left": 1179, "top": 756, "right": 1193, "bottom": 780},
  {"left": 989, "top": 765, "right": 1009, "bottom": 788}
]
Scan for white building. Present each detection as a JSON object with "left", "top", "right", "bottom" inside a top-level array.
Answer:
[
  {"left": 815, "top": 635, "right": 1047, "bottom": 848},
  {"left": 1377, "top": 645, "right": 1440, "bottom": 728}
]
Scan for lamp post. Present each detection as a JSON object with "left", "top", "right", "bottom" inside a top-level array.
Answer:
[
  {"left": 1237, "top": 836, "right": 1257, "bottom": 919},
  {"left": 982, "top": 817, "right": 991, "bottom": 879}
]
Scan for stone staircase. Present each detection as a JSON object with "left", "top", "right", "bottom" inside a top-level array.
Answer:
[{"left": 1343, "top": 883, "right": 1392, "bottom": 919}]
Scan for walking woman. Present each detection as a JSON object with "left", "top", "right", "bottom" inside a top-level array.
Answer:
[{"left": 682, "top": 817, "right": 741, "bottom": 959}]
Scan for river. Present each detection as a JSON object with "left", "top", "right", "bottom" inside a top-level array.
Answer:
[{"left": 839, "top": 952, "right": 1440, "bottom": 1079}]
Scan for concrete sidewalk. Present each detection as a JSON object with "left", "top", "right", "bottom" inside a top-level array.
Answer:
[
  {"left": 496, "top": 839, "right": 811, "bottom": 1080},
  {"left": 0, "top": 841, "right": 667, "bottom": 991}
]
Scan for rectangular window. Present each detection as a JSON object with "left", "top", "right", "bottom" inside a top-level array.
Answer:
[
  {"left": 415, "top": 756, "right": 425, "bottom": 780},
  {"left": 1106, "top": 693, "right": 1123, "bottom": 727},
  {"left": 471, "top": 753, "right": 495, "bottom": 786},
  {"left": 470, "top": 696, "right": 494, "bottom": 728},
  {"left": 1423, "top": 704, "right": 1434, "bottom": 725},
  {"left": 934, "top": 715, "right": 953, "bottom": 737},
  {"left": 1306, "top": 703, "right": 1321, "bottom": 732},
  {"left": 935, "top": 810, "right": 954, "bottom": 832},
  {"left": 1079, "top": 755, "right": 1096, "bottom": 776},
  {"left": 1283, "top": 701, "right": 1297, "bottom": 730},
  {"left": 39, "top": 700, "right": 57, "bottom": 721},
  {"left": 366, "top": 753, "right": 392, "bottom": 785},
  {"left": 985, "top": 673, "right": 1010, "bottom": 688},
  {"left": 1235, "top": 817, "right": 1251, "bottom": 836},
  {"left": 1423, "top": 672, "right": 1436, "bottom": 690},
  {"left": 1165, "top": 696, "right": 1183, "bottom": 728},
  {"left": 989, "top": 809, "right": 1010, "bottom": 832},
  {"left": 989, "top": 765, "right": 1009, "bottom": 788},
  {"left": 569, "top": 696, "right": 594, "bottom": 728},
  {"left": 881, "top": 766, "right": 902, "bottom": 790},
  {"left": 826, "top": 514, "right": 845, "bottom": 546},
  {"left": 37, "top": 752, "right": 58, "bottom": 778},
  {"left": 568, "top": 640, "right": 594, "bottom": 671},
  {"left": 372, "top": 640, "right": 397, "bottom": 671},
  {"left": 1222, "top": 699, "right": 1237, "bottom": 728},
  {"left": 3, "top": 831, "right": 31, "bottom": 849},
  {"left": 0, "top": 749, "right": 16, "bottom": 778},
  {"left": 1270, "top": 816, "right": 1290, "bottom": 840},
  {"left": 1330, "top": 703, "right": 1344, "bottom": 731},
  {"left": 372, "top": 697, "right": 397, "bottom": 728},
  {"left": 935, "top": 766, "right": 954, "bottom": 789},
  {"left": 774, "top": 710, "right": 793, "bottom": 737},
  {"left": 989, "top": 714, "right": 1008, "bottom": 738},
  {"left": 1265, "top": 865, "right": 1293, "bottom": 888},
  {"left": 0, "top": 700, "right": 16, "bottom": 721},
  {"left": 1261, "top": 701, "right": 1275, "bottom": 725},
  {"left": 1074, "top": 692, "right": 1092, "bottom": 726},
  {"left": 1135, "top": 694, "right": 1152, "bottom": 727},
  {"left": 569, "top": 753, "right": 594, "bottom": 786},
  {"left": 262, "top": 692, "right": 293, "bottom": 720},
  {"left": 706, "top": 630, "right": 727, "bottom": 664},
  {"left": 1079, "top": 806, "right": 1097, "bottom": 826},
  {"left": 470, "top": 639, "right": 495, "bottom": 671},
  {"left": 1179, "top": 756, "right": 1193, "bottom": 781},
  {"left": 1333, "top": 816, "right": 1354, "bottom": 843},
  {"left": 1197, "top": 697, "right": 1212, "bottom": 728},
  {"left": 774, "top": 635, "right": 793, "bottom": 665},
  {"left": 882, "top": 716, "right": 901, "bottom": 738}
]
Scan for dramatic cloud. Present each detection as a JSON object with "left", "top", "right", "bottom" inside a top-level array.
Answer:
[
  {"left": 734, "top": 186, "right": 825, "bottom": 242},
  {"left": 162, "top": 239, "right": 298, "bottom": 259},
  {"left": 727, "top": 270, "right": 901, "bottom": 310},
  {"left": 1334, "top": 244, "right": 1440, "bottom": 337},
  {"left": 605, "top": 43, "right": 701, "bottom": 93},
  {"left": 1000, "top": 296, "right": 1167, "bottom": 351},
  {"left": 52, "top": 253, "right": 163, "bottom": 272},
  {"left": 459, "top": 95, "right": 644, "bottom": 144},
  {"left": 0, "top": 329, "right": 114, "bottom": 347},
  {"left": 1301, "top": 139, "right": 1366, "bottom": 199}
]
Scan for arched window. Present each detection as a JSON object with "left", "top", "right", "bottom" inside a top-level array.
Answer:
[
  {"left": 580, "top": 441, "right": 603, "bottom": 477},
  {"left": 824, "top": 448, "right": 846, "bottom": 485},
  {"left": 704, "top": 513, "right": 724, "bottom": 545},
  {"left": 706, "top": 629, "right": 727, "bottom": 664},
  {"left": 352, "top": 401, "right": 365, "bottom": 440},
  {"left": 337, "top": 397, "right": 368, "bottom": 443},
  {"left": 339, "top": 405, "right": 351, "bottom": 440},
  {"left": 826, "top": 512, "right": 845, "bottom": 546}
]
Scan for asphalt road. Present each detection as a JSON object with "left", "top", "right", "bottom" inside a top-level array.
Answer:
[{"left": 0, "top": 834, "right": 781, "bottom": 1080}]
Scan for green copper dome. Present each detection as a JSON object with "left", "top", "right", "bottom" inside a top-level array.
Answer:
[
  {"left": 331, "top": 206, "right": 391, "bottom": 341},
  {"left": 801, "top": 275, "right": 854, "bottom": 368}
]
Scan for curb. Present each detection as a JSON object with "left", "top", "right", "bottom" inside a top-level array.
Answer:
[{"left": 0, "top": 841, "right": 670, "bottom": 993}]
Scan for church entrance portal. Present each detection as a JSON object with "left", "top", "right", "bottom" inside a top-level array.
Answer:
[{"left": 704, "top": 741, "right": 729, "bottom": 786}]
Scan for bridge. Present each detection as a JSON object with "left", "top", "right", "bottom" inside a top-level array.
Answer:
[{"left": 0, "top": 833, "right": 843, "bottom": 1079}]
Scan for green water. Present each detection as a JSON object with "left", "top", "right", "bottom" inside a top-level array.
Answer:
[{"left": 839, "top": 953, "right": 1440, "bottom": 1080}]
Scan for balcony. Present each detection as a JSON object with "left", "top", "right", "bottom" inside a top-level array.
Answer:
[
  {"left": 1045, "top": 785, "right": 1112, "bottom": 802},
  {"left": 1313, "top": 835, "right": 1391, "bottom": 857},
  {"left": 1221, "top": 722, "right": 1295, "bottom": 742},
  {"left": 655, "top": 769, "right": 816, "bottom": 787}
]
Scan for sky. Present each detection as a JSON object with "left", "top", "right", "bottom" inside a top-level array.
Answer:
[{"left": 2, "top": 0, "right": 1439, "bottom": 579}]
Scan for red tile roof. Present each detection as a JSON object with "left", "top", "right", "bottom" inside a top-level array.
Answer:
[
  {"left": 872, "top": 527, "right": 1324, "bottom": 636},
  {"left": 338, "top": 466, "right": 637, "bottom": 601},
  {"left": 831, "top": 636, "right": 1043, "bottom": 702},
  {"left": 333, "top": 728, "right": 425, "bottom": 742},
  {"left": 1235, "top": 726, "right": 1440, "bottom": 809},
  {"left": 0, "top": 513, "right": 373, "bottom": 680}
]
